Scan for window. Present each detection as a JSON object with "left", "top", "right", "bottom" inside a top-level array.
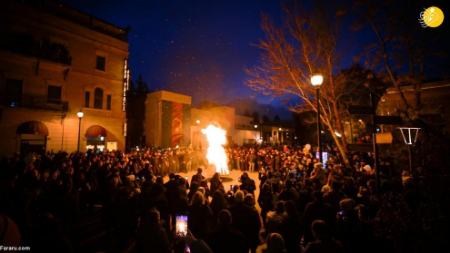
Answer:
[
  {"left": 94, "top": 88, "right": 103, "bottom": 109},
  {"left": 84, "top": 91, "right": 90, "bottom": 107},
  {"left": 106, "top": 94, "right": 112, "bottom": 110},
  {"left": 4, "top": 79, "right": 23, "bottom": 107},
  {"left": 96, "top": 56, "right": 106, "bottom": 71},
  {"left": 47, "top": 85, "right": 62, "bottom": 103}
]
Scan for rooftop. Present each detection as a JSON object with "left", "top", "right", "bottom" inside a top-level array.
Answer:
[
  {"left": 386, "top": 80, "right": 450, "bottom": 94},
  {"left": 14, "top": 0, "right": 129, "bottom": 41}
]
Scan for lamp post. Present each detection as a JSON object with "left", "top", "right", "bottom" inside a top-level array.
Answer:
[
  {"left": 398, "top": 127, "right": 420, "bottom": 175},
  {"left": 76, "top": 110, "right": 84, "bottom": 153},
  {"left": 311, "top": 74, "right": 324, "bottom": 163},
  {"left": 254, "top": 124, "right": 263, "bottom": 143}
]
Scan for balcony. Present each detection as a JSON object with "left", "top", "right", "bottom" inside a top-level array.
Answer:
[
  {"left": 235, "top": 124, "right": 258, "bottom": 130},
  {"left": 11, "top": 94, "right": 69, "bottom": 112},
  {"left": 0, "top": 32, "right": 72, "bottom": 65}
]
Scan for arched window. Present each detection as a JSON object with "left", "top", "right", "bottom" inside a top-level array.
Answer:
[{"left": 94, "top": 88, "right": 103, "bottom": 109}]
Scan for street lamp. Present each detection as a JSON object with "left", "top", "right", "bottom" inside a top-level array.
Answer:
[
  {"left": 398, "top": 127, "right": 420, "bottom": 175},
  {"left": 77, "top": 110, "right": 84, "bottom": 153},
  {"left": 254, "top": 123, "right": 263, "bottom": 143},
  {"left": 311, "top": 74, "right": 323, "bottom": 163}
]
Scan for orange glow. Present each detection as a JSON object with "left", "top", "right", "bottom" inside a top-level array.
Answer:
[{"left": 201, "top": 124, "right": 229, "bottom": 175}]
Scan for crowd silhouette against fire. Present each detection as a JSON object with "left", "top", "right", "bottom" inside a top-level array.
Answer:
[{"left": 0, "top": 144, "right": 447, "bottom": 252}]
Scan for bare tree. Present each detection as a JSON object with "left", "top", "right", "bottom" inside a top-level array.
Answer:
[
  {"left": 246, "top": 2, "right": 351, "bottom": 163},
  {"left": 353, "top": 0, "right": 449, "bottom": 119}
]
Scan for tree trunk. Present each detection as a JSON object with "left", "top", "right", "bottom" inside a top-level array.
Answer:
[{"left": 324, "top": 120, "right": 350, "bottom": 166}]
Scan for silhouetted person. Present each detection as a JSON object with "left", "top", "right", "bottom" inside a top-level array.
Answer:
[
  {"left": 303, "top": 192, "right": 335, "bottom": 243},
  {"left": 209, "top": 172, "right": 224, "bottom": 195},
  {"left": 135, "top": 209, "right": 170, "bottom": 253},
  {"left": 256, "top": 232, "right": 287, "bottom": 253},
  {"left": 266, "top": 201, "right": 286, "bottom": 234},
  {"left": 230, "top": 192, "right": 261, "bottom": 253},
  {"left": 281, "top": 200, "right": 302, "bottom": 253},
  {"left": 258, "top": 183, "right": 274, "bottom": 223},
  {"left": 209, "top": 190, "right": 229, "bottom": 224},
  {"left": 207, "top": 209, "right": 248, "bottom": 253},
  {"left": 240, "top": 172, "right": 256, "bottom": 195},
  {"left": 191, "top": 168, "right": 205, "bottom": 186},
  {"left": 188, "top": 191, "right": 213, "bottom": 239},
  {"left": 304, "top": 220, "right": 343, "bottom": 253}
]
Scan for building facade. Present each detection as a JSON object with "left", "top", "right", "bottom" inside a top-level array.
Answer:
[
  {"left": 377, "top": 81, "right": 450, "bottom": 135},
  {"left": 144, "top": 90, "right": 192, "bottom": 148},
  {"left": 139, "top": 90, "right": 295, "bottom": 148},
  {"left": 234, "top": 114, "right": 261, "bottom": 145},
  {"left": 0, "top": 0, "right": 129, "bottom": 156}
]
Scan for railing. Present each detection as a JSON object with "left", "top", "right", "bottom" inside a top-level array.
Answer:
[
  {"left": 0, "top": 32, "right": 72, "bottom": 65},
  {"left": 235, "top": 124, "right": 257, "bottom": 130},
  {"left": 20, "top": 94, "right": 69, "bottom": 112}
]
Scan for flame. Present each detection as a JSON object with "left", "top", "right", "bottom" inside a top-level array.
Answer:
[{"left": 201, "top": 124, "right": 229, "bottom": 175}]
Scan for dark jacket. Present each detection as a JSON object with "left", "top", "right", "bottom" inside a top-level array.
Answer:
[
  {"left": 230, "top": 203, "right": 261, "bottom": 249},
  {"left": 207, "top": 225, "right": 248, "bottom": 253}
]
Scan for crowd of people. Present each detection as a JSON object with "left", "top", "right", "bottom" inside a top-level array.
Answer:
[{"left": 0, "top": 144, "right": 447, "bottom": 252}]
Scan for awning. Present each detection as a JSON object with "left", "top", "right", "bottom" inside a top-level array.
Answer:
[
  {"left": 85, "top": 125, "right": 107, "bottom": 138},
  {"left": 16, "top": 121, "right": 49, "bottom": 136}
]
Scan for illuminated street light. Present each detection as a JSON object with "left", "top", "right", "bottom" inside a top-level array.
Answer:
[
  {"left": 196, "top": 119, "right": 200, "bottom": 124},
  {"left": 311, "top": 74, "right": 323, "bottom": 163},
  {"left": 311, "top": 74, "right": 324, "bottom": 87},
  {"left": 399, "top": 127, "right": 421, "bottom": 175},
  {"left": 77, "top": 110, "right": 84, "bottom": 153},
  {"left": 278, "top": 127, "right": 282, "bottom": 131},
  {"left": 254, "top": 124, "right": 258, "bottom": 129}
]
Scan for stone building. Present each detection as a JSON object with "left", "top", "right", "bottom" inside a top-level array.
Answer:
[{"left": 0, "top": 0, "right": 129, "bottom": 156}]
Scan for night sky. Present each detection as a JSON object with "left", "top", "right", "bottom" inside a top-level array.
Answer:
[
  {"left": 61, "top": 0, "right": 283, "bottom": 105},
  {"left": 61, "top": 0, "right": 447, "bottom": 106}
]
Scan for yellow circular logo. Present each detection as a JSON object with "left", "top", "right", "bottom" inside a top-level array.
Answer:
[{"left": 420, "top": 6, "right": 445, "bottom": 28}]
